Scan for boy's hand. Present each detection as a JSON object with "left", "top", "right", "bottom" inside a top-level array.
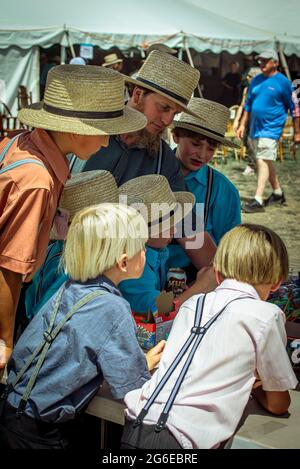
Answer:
[
  {"left": 146, "top": 340, "right": 166, "bottom": 371},
  {"left": 0, "top": 340, "right": 12, "bottom": 370}
]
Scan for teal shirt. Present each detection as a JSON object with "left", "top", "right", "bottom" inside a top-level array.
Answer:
[
  {"left": 25, "top": 241, "right": 68, "bottom": 320},
  {"left": 119, "top": 246, "right": 169, "bottom": 313},
  {"left": 167, "top": 165, "right": 241, "bottom": 270}
]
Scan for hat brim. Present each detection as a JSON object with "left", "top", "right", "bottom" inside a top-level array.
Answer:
[
  {"left": 123, "top": 74, "right": 202, "bottom": 120},
  {"left": 173, "top": 121, "right": 240, "bottom": 149},
  {"left": 18, "top": 102, "right": 147, "bottom": 136},
  {"left": 102, "top": 59, "right": 123, "bottom": 67},
  {"left": 149, "top": 191, "right": 195, "bottom": 237},
  {"left": 255, "top": 54, "right": 278, "bottom": 61}
]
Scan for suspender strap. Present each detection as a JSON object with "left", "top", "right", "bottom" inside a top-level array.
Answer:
[
  {"left": 134, "top": 294, "right": 253, "bottom": 431},
  {"left": 133, "top": 294, "right": 206, "bottom": 428},
  {"left": 156, "top": 140, "right": 163, "bottom": 175},
  {"left": 2, "top": 287, "right": 106, "bottom": 417},
  {"left": 204, "top": 166, "right": 214, "bottom": 227},
  {"left": 0, "top": 134, "right": 46, "bottom": 174},
  {"left": 0, "top": 159, "right": 46, "bottom": 174},
  {"left": 0, "top": 135, "right": 19, "bottom": 163}
]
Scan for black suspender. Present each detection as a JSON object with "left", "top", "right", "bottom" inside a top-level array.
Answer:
[
  {"left": 204, "top": 166, "right": 214, "bottom": 227},
  {"left": 133, "top": 294, "right": 253, "bottom": 432}
]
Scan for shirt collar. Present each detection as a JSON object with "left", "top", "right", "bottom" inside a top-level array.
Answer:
[
  {"left": 72, "top": 274, "right": 122, "bottom": 297},
  {"left": 31, "top": 128, "right": 70, "bottom": 185},
  {"left": 215, "top": 279, "right": 260, "bottom": 300},
  {"left": 184, "top": 165, "right": 208, "bottom": 186}
]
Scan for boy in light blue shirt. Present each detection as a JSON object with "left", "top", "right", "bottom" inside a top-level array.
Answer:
[
  {"left": 119, "top": 174, "right": 216, "bottom": 314},
  {"left": 167, "top": 98, "right": 241, "bottom": 274}
]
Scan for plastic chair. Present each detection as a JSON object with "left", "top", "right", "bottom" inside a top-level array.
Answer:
[{"left": 278, "top": 115, "right": 296, "bottom": 161}]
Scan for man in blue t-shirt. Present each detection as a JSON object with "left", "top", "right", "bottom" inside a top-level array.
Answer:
[{"left": 237, "top": 49, "right": 300, "bottom": 213}]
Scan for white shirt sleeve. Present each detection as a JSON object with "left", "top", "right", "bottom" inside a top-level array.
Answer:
[{"left": 256, "top": 307, "right": 298, "bottom": 391}]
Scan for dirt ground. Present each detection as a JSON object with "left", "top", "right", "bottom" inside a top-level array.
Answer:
[{"left": 213, "top": 145, "right": 300, "bottom": 274}]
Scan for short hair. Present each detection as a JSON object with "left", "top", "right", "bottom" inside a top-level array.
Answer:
[
  {"left": 213, "top": 224, "right": 289, "bottom": 284},
  {"left": 63, "top": 203, "right": 148, "bottom": 282},
  {"left": 126, "top": 84, "right": 154, "bottom": 98},
  {"left": 172, "top": 127, "right": 219, "bottom": 147}
]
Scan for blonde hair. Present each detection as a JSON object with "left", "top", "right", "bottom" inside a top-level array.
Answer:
[
  {"left": 63, "top": 203, "right": 148, "bottom": 282},
  {"left": 213, "top": 224, "right": 289, "bottom": 285}
]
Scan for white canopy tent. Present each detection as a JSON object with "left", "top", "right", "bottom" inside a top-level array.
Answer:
[{"left": 0, "top": 0, "right": 299, "bottom": 114}]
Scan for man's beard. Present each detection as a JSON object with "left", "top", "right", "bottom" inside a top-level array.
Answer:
[
  {"left": 134, "top": 128, "right": 162, "bottom": 158},
  {"left": 132, "top": 101, "right": 163, "bottom": 158}
]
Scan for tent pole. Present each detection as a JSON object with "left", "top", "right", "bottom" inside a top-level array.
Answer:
[
  {"left": 60, "top": 45, "right": 66, "bottom": 65},
  {"left": 277, "top": 41, "right": 291, "bottom": 81},
  {"left": 66, "top": 30, "right": 76, "bottom": 59},
  {"left": 183, "top": 35, "right": 203, "bottom": 98}
]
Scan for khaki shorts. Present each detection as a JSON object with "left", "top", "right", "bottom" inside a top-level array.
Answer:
[{"left": 249, "top": 138, "right": 278, "bottom": 161}]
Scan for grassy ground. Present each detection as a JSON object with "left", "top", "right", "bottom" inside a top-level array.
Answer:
[{"left": 212, "top": 145, "right": 300, "bottom": 274}]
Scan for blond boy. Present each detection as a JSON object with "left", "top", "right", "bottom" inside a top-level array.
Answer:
[
  {"left": 0, "top": 204, "right": 164, "bottom": 449},
  {"left": 122, "top": 224, "right": 298, "bottom": 449}
]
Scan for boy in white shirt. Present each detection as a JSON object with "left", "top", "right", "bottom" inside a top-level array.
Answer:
[{"left": 121, "top": 223, "right": 298, "bottom": 449}]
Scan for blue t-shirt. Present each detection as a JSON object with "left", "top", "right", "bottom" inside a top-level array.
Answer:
[
  {"left": 167, "top": 165, "right": 241, "bottom": 270},
  {"left": 119, "top": 246, "right": 169, "bottom": 313},
  {"left": 8, "top": 276, "right": 150, "bottom": 422},
  {"left": 245, "top": 72, "right": 295, "bottom": 140}
]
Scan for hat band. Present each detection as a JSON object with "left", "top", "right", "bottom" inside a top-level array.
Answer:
[
  {"left": 43, "top": 103, "right": 124, "bottom": 119},
  {"left": 177, "top": 121, "right": 225, "bottom": 139},
  {"left": 135, "top": 78, "right": 188, "bottom": 106},
  {"left": 148, "top": 203, "right": 179, "bottom": 227}
]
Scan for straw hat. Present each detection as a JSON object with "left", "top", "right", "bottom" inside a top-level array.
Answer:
[
  {"left": 173, "top": 97, "right": 240, "bottom": 149},
  {"left": 125, "top": 50, "right": 200, "bottom": 118},
  {"left": 18, "top": 65, "right": 146, "bottom": 135},
  {"left": 119, "top": 175, "right": 195, "bottom": 236},
  {"left": 146, "top": 43, "right": 177, "bottom": 56},
  {"left": 102, "top": 53, "right": 123, "bottom": 67},
  {"left": 60, "top": 170, "right": 119, "bottom": 220}
]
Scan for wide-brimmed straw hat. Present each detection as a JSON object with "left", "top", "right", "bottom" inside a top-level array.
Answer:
[
  {"left": 102, "top": 53, "right": 123, "bottom": 67},
  {"left": 60, "top": 170, "right": 119, "bottom": 220},
  {"left": 146, "top": 43, "right": 177, "bottom": 56},
  {"left": 18, "top": 65, "right": 146, "bottom": 135},
  {"left": 124, "top": 50, "right": 200, "bottom": 118},
  {"left": 119, "top": 175, "right": 195, "bottom": 237},
  {"left": 173, "top": 97, "right": 240, "bottom": 149}
]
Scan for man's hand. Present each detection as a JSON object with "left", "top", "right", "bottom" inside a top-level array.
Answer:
[
  {"left": 146, "top": 340, "right": 166, "bottom": 371},
  {"left": 236, "top": 124, "right": 246, "bottom": 140}
]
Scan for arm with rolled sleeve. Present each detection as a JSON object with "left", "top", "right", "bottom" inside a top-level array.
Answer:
[
  {"left": 98, "top": 310, "right": 151, "bottom": 399},
  {"left": 253, "top": 307, "right": 298, "bottom": 414}
]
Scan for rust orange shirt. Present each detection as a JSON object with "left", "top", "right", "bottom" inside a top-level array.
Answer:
[{"left": 0, "top": 129, "right": 70, "bottom": 280}]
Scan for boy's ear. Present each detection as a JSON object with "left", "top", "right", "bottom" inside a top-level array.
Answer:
[
  {"left": 117, "top": 254, "right": 128, "bottom": 273},
  {"left": 132, "top": 86, "right": 144, "bottom": 105},
  {"left": 215, "top": 270, "right": 223, "bottom": 285},
  {"left": 172, "top": 132, "right": 179, "bottom": 144},
  {"left": 270, "top": 279, "right": 282, "bottom": 293}
]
